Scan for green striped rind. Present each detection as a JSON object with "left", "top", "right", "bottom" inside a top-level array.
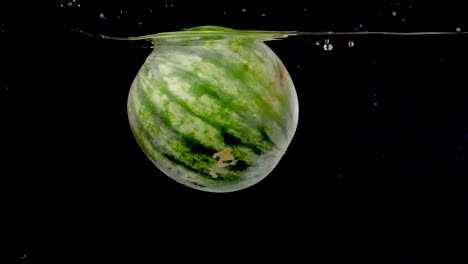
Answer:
[{"left": 127, "top": 26, "right": 299, "bottom": 192}]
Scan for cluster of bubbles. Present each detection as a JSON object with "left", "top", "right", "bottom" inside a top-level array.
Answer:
[
  {"left": 60, "top": 0, "right": 80, "bottom": 8},
  {"left": 314, "top": 39, "right": 355, "bottom": 51}
]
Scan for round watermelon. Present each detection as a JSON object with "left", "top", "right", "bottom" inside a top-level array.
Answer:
[{"left": 127, "top": 26, "right": 299, "bottom": 192}]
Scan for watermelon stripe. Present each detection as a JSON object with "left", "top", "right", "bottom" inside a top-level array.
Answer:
[
  {"left": 143, "top": 58, "right": 252, "bottom": 121},
  {"left": 131, "top": 77, "right": 248, "bottom": 182},
  {"left": 131, "top": 94, "right": 227, "bottom": 183},
  {"left": 142, "top": 64, "right": 246, "bottom": 126},
  {"left": 154, "top": 48, "right": 291, "bottom": 150},
  {"left": 157, "top": 45, "right": 282, "bottom": 121},
  {"left": 153, "top": 49, "right": 269, "bottom": 124},
  {"left": 141, "top": 58, "right": 279, "bottom": 153},
  {"left": 208, "top": 42, "right": 284, "bottom": 113},
  {"left": 136, "top": 78, "right": 258, "bottom": 175},
  {"left": 199, "top": 47, "right": 291, "bottom": 146},
  {"left": 153, "top": 79, "right": 270, "bottom": 154},
  {"left": 228, "top": 42, "right": 295, "bottom": 125},
  {"left": 139, "top": 65, "right": 275, "bottom": 153},
  {"left": 192, "top": 48, "right": 282, "bottom": 120},
  {"left": 134, "top": 77, "right": 215, "bottom": 159}
]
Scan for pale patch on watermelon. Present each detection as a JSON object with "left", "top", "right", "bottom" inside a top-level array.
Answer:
[{"left": 213, "top": 148, "right": 237, "bottom": 168}]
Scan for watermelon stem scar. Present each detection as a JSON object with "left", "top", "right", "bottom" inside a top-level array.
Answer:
[{"left": 77, "top": 26, "right": 300, "bottom": 192}]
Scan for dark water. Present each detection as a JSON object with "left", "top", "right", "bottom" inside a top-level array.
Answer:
[{"left": 1, "top": 1, "right": 467, "bottom": 263}]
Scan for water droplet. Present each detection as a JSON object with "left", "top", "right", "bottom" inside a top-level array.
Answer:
[
  {"left": 138, "top": 21, "right": 143, "bottom": 26},
  {"left": 242, "top": 8, "right": 247, "bottom": 12},
  {"left": 324, "top": 39, "right": 329, "bottom": 44},
  {"left": 456, "top": 27, "right": 461, "bottom": 32},
  {"left": 60, "top": 4, "right": 63, "bottom": 7},
  {"left": 223, "top": 11, "right": 227, "bottom": 15},
  {"left": 68, "top": 2, "right": 72, "bottom": 7},
  {"left": 99, "top": 12, "right": 106, "bottom": 19},
  {"left": 77, "top": 4, "right": 80, "bottom": 7},
  {"left": 374, "top": 102, "right": 378, "bottom": 106},
  {"left": 304, "top": 8, "right": 308, "bottom": 11},
  {"left": 348, "top": 40, "right": 354, "bottom": 47},
  {"left": 358, "top": 24, "right": 364, "bottom": 28},
  {"left": 392, "top": 11, "right": 397, "bottom": 16},
  {"left": 261, "top": 13, "right": 266, "bottom": 17},
  {"left": 323, "top": 43, "right": 333, "bottom": 51},
  {"left": 315, "top": 41, "right": 320, "bottom": 46},
  {"left": 401, "top": 17, "right": 406, "bottom": 22}
]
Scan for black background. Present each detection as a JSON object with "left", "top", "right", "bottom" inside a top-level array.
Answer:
[{"left": 2, "top": 0, "right": 468, "bottom": 263}]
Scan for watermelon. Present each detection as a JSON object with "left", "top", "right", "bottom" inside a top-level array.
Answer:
[{"left": 127, "top": 26, "right": 299, "bottom": 192}]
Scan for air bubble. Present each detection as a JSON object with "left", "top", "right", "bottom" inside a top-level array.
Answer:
[
  {"left": 315, "top": 41, "right": 320, "bottom": 46},
  {"left": 348, "top": 40, "right": 354, "bottom": 47},
  {"left": 99, "top": 13, "right": 106, "bottom": 19},
  {"left": 324, "top": 39, "right": 330, "bottom": 44},
  {"left": 456, "top": 27, "right": 461, "bottom": 32},
  {"left": 323, "top": 43, "right": 333, "bottom": 51},
  {"left": 392, "top": 11, "right": 397, "bottom": 16},
  {"left": 242, "top": 8, "right": 247, "bottom": 12}
]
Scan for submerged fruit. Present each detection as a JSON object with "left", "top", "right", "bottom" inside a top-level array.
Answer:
[{"left": 127, "top": 26, "right": 299, "bottom": 192}]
